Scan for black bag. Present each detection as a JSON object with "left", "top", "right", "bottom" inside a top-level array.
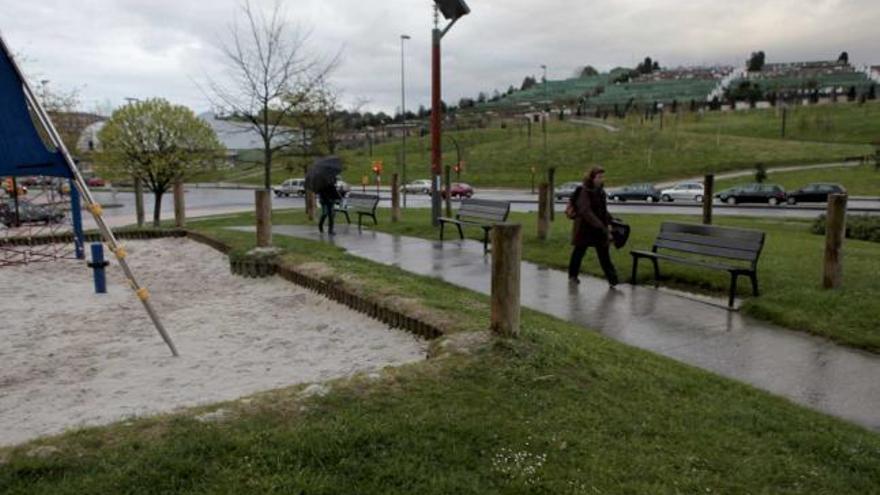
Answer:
[{"left": 610, "top": 218, "right": 630, "bottom": 249}]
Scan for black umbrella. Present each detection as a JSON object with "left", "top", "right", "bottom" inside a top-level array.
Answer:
[{"left": 305, "top": 156, "right": 343, "bottom": 192}]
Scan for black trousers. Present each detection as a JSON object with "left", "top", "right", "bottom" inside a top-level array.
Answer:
[
  {"left": 318, "top": 198, "right": 335, "bottom": 233},
  {"left": 568, "top": 243, "right": 619, "bottom": 285}
]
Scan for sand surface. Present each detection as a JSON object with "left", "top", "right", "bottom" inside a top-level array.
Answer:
[{"left": 0, "top": 238, "right": 427, "bottom": 447}]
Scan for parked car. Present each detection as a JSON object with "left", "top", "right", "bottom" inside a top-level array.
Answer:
[
  {"left": 607, "top": 183, "right": 661, "bottom": 203},
  {"left": 0, "top": 200, "right": 65, "bottom": 227},
  {"left": 555, "top": 181, "right": 581, "bottom": 201},
  {"left": 715, "top": 183, "right": 786, "bottom": 205},
  {"left": 786, "top": 183, "right": 846, "bottom": 205},
  {"left": 273, "top": 178, "right": 306, "bottom": 197},
  {"left": 86, "top": 176, "right": 106, "bottom": 187},
  {"left": 2, "top": 182, "right": 27, "bottom": 197},
  {"left": 401, "top": 179, "right": 433, "bottom": 194},
  {"left": 441, "top": 183, "right": 474, "bottom": 199},
  {"left": 660, "top": 182, "right": 705, "bottom": 203}
]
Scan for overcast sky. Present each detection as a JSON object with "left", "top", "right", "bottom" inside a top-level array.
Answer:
[{"left": 1, "top": 0, "right": 878, "bottom": 115}]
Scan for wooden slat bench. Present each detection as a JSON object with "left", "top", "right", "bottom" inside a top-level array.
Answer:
[
  {"left": 630, "top": 222, "right": 766, "bottom": 308},
  {"left": 439, "top": 198, "right": 511, "bottom": 253},
  {"left": 338, "top": 193, "right": 380, "bottom": 229}
]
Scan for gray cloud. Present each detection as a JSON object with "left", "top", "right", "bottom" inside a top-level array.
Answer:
[{"left": 1, "top": 0, "right": 877, "bottom": 114}]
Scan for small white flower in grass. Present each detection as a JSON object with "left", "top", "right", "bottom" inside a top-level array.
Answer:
[{"left": 491, "top": 446, "right": 548, "bottom": 486}]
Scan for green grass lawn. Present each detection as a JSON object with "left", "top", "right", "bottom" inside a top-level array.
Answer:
[
  {"left": 245, "top": 207, "right": 880, "bottom": 353},
  {"left": 714, "top": 164, "right": 880, "bottom": 196},
  {"left": 3, "top": 219, "right": 879, "bottom": 493},
  {"left": 211, "top": 120, "right": 871, "bottom": 190},
  {"left": 677, "top": 100, "right": 880, "bottom": 145}
]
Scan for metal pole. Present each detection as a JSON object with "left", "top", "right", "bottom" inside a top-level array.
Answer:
[
  {"left": 70, "top": 179, "right": 85, "bottom": 259},
  {"left": 401, "top": 34, "right": 410, "bottom": 209},
  {"left": 430, "top": 16, "right": 443, "bottom": 226},
  {"left": 0, "top": 35, "right": 179, "bottom": 357}
]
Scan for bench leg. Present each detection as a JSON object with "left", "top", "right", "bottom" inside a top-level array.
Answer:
[
  {"left": 358, "top": 213, "right": 363, "bottom": 231},
  {"left": 456, "top": 223, "right": 464, "bottom": 240},
  {"left": 651, "top": 258, "right": 660, "bottom": 288},
  {"left": 728, "top": 273, "right": 738, "bottom": 308},
  {"left": 483, "top": 228, "right": 490, "bottom": 254},
  {"left": 630, "top": 255, "right": 639, "bottom": 285},
  {"left": 341, "top": 210, "right": 351, "bottom": 224},
  {"left": 440, "top": 221, "right": 445, "bottom": 241},
  {"left": 749, "top": 273, "right": 760, "bottom": 297},
  {"left": 371, "top": 214, "right": 377, "bottom": 225}
]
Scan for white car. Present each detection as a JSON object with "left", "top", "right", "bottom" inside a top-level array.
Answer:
[
  {"left": 660, "top": 182, "right": 705, "bottom": 203},
  {"left": 274, "top": 178, "right": 306, "bottom": 197},
  {"left": 401, "top": 179, "right": 433, "bottom": 195}
]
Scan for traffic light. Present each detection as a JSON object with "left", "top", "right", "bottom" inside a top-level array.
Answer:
[{"left": 371, "top": 160, "right": 384, "bottom": 175}]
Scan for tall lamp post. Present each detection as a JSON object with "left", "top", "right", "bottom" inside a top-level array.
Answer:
[
  {"left": 400, "top": 34, "right": 411, "bottom": 208},
  {"left": 541, "top": 64, "right": 548, "bottom": 105},
  {"left": 430, "top": 0, "right": 470, "bottom": 226}
]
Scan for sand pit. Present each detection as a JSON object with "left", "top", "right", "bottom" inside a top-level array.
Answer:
[{"left": 0, "top": 238, "right": 427, "bottom": 447}]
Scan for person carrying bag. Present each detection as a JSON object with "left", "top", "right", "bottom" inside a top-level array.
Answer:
[{"left": 566, "top": 166, "right": 620, "bottom": 287}]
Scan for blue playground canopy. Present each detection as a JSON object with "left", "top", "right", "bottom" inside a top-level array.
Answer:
[{"left": 0, "top": 44, "right": 71, "bottom": 179}]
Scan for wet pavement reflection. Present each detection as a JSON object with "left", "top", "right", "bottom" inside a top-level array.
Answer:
[{"left": 230, "top": 224, "right": 880, "bottom": 431}]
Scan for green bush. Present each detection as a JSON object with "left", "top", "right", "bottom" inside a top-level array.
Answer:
[{"left": 812, "top": 214, "right": 880, "bottom": 242}]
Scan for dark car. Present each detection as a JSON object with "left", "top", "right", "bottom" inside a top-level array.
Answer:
[
  {"left": 0, "top": 200, "right": 66, "bottom": 227},
  {"left": 554, "top": 181, "right": 581, "bottom": 201},
  {"left": 86, "top": 177, "right": 107, "bottom": 187},
  {"left": 607, "top": 183, "right": 661, "bottom": 203},
  {"left": 715, "top": 183, "right": 786, "bottom": 205},
  {"left": 786, "top": 183, "right": 846, "bottom": 205},
  {"left": 441, "top": 183, "right": 474, "bottom": 199}
]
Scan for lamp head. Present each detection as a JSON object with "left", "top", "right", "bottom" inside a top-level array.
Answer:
[{"left": 434, "top": 0, "right": 470, "bottom": 20}]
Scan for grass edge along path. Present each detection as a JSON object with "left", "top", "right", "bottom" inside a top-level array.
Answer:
[
  {"left": 1, "top": 226, "right": 879, "bottom": 493},
  {"left": 243, "top": 208, "right": 880, "bottom": 354}
]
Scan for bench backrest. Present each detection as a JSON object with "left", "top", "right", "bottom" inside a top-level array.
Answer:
[
  {"left": 457, "top": 198, "right": 510, "bottom": 224},
  {"left": 654, "top": 222, "right": 765, "bottom": 267},
  {"left": 346, "top": 193, "right": 379, "bottom": 212}
]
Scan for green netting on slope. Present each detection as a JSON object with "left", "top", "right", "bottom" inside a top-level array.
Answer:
[{"left": 729, "top": 72, "right": 873, "bottom": 92}]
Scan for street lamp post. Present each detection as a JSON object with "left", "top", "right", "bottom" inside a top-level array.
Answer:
[
  {"left": 430, "top": 0, "right": 470, "bottom": 226},
  {"left": 400, "top": 34, "right": 411, "bottom": 208},
  {"left": 541, "top": 64, "right": 548, "bottom": 104}
]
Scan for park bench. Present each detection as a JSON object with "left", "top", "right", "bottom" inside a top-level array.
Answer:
[
  {"left": 338, "top": 193, "right": 380, "bottom": 229},
  {"left": 439, "top": 198, "right": 511, "bottom": 253},
  {"left": 630, "top": 222, "right": 766, "bottom": 308}
]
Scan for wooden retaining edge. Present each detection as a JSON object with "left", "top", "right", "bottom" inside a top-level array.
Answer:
[
  {"left": 0, "top": 229, "right": 186, "bottom": 247},
  {"left": 183, "top": 231, "right": 443, "bottom": 341}
]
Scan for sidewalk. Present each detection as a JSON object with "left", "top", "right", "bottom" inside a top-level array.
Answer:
[{"left": 231, "top": 223, "right": 880, "bottom": 432}]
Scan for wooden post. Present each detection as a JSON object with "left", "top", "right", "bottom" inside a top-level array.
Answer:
[
  {"left": 537, "top": 183, "right": 550, "bottom": 241},
  {"left": 391, "top": 173, "right": 401, "bottom": 223},
  {"left": 444, "top": 164, "right": 452, "bottom": 218},
  {"left": 255, "top": 189, "right": 272, "bottom": 247},
  {"left": 173, "top": 179, "right": 185, "bottom": 228},
  {"left": 491, "top": 223, "right": 522, "bottom": 338},
  {"left": 134, "top": 177, "right": 145, "bottom": 228},
  {"left": 823, "top": 194, "right": 847, "bottom": 289},
  {"left": 702, "top": 174, "right": 714, "bottom": 225},
  {"left": 547, "top": 167, "right": 556, "bottom": 221},
  {"left": 306, "top": 191, "right": 316, "bottom": 221}
]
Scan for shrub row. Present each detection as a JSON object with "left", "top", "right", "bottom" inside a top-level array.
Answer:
[{"left": 811, "top": 214, "right": 880, "bottom": 243}]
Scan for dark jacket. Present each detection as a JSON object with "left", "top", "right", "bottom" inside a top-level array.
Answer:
[
  {"left": 570, "top": 183, "right": 612, "bottom": 247},
  {"left": 318, "top": 185, "right": 341, "bottom": 204}
]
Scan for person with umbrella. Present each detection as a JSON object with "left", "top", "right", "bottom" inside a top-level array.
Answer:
[{"left": 306, "top": 156, "right": 344, "bottom": 235}]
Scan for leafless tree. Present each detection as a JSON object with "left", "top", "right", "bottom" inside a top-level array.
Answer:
[{"left": 206, "top": 0, "right": 340, "bottom": 190}]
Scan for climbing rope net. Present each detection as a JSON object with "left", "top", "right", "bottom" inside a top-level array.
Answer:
[{"left": 0, "top": 177, "right": 81, "bottom": 267}]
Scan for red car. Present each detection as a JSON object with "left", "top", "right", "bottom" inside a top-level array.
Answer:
[
  {"left": 442, "top": 183, "right": 474, "bottom": 199},
  {"left": 86, "top": 177, "right": 106, "bottom": 187}
]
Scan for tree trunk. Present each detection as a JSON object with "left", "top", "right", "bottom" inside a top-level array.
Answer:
[
  {"left": 134, "top": 177, "right": 145, "bottom": 227},
  {"left": 153, "top": 190, "right": 164, "bottom": 228}
]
